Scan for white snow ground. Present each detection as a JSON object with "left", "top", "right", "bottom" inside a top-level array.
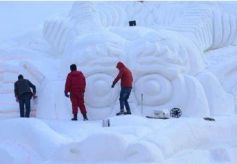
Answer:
[
  {"left": 1, "top": 116, "right": 237, "bottom": 163},
  {"left": 1, "top": 1, "right": 237, "bottom": 163}
]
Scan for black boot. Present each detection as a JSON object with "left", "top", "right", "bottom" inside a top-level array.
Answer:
[
  {"left": 71, "top": 113, "right": 77, "bottom": 121},
  {"left": 124, "top": 111, "right": 131, "bottom": 115},
  {"left": 82, "top": 113, "right": 88, "bottom": 121},
  {"left": 116, "top": 110, "right": 125, "bottom": 116}
]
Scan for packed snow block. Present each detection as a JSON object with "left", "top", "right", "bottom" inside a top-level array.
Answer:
[
  {"left": 37, "top": 80, "right": 71, "bottom": 120},
  {"left": 43, "top": 17, "right": 76, "bottom": 56},
  {"left": 51, "top": 133, "right": 127, "bottom": 162},
  {"left": 0, "top": 148, "right": 14, "bottom": 164},
  {"left": 197, "top": 71, "right": 235, "bottom": 116},
  {"left": 0, "top": 119, "right": 70, "bottom": 159},
  {"left": 20, "top": 61, "right": 45, "bottom": 84}
]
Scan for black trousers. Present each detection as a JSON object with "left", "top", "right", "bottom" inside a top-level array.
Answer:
[
  {"left": 119, "top": 87, "right": 132, "bottom": 113},
  {"left": 19, "top": 93, "right": 32, "bottom": 117}
]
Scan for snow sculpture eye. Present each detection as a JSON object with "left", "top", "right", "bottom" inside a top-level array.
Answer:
[
  {"left": 85, "top": 73, "right": 118, "bottom": 108},
  {"left": 134, "top": 74, "right": 172, "bottom": 106}
]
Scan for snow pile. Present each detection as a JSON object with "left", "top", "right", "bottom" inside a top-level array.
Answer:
[
  {"left": 0, "top": 118, "right": 70, "bottom": 163},
  {"left": 9, "top": 115, "right": 233, "bottom": 163},
  {"left": 50, "top": 133, "right": 129, "bottom": 162},
  {"left": 0, "top": 148, "right": 14, "bottom": 164}
]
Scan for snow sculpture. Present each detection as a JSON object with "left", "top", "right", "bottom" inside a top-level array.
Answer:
[
  {"left": 0, "top": 59, "right": 44, "bottom": 117},
  {"left": 42, "top": 1, "right": 237, "bottom": 118},
  {"left": 96, "top": 2, "right": 237, "bottom": 51},
  {"left": 43, "top": 1, "right": 102, "bottom": 56}
]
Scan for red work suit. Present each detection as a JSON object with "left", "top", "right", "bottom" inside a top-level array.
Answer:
[
  {"left": 65, "top": 71, "right": 87, "bottom": 114},
  {"left": 112, "top": 62, "right": 133, "bottom": 87}
]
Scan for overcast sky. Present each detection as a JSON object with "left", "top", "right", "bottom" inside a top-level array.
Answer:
[{"left": 0, "top": 1, "right": 72, "bottom": 42}]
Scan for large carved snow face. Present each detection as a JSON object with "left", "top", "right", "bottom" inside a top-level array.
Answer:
[
  {"left": 59, "top": 29, "right": 208, "bottom": 118},
  {"left": 123, "top": 29, "right": 208, "bottom": 116},
  {"left": 60, "top": 32, "right": 127, "bottom": 119}
]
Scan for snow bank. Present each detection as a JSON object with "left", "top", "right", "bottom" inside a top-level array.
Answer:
[
  {"left": 0, "top": 148, "right": 14, "bottom": 164},
  {"left": 0, "top": 118, "right": 71, "bottom": 162},
  {"left": 47, "top": 132, "right": 163, "bottom": 163},
  {"left": 42, "top": 115, "right": 237, "bottom": 163},
  {"left": 51, "top": 133, "right": 128, "bottom": 162}
]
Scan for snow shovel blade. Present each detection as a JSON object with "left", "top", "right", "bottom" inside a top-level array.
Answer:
[{"left": 146, "top": 116, "right": 169, "bottom": 119}]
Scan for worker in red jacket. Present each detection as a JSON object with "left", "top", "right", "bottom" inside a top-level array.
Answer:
[
  {"left": 111, "top": 61, "right": 133, "bottom": 115},
  {"left": 65, "top": 64, "right": 88, "bottom": 121}
]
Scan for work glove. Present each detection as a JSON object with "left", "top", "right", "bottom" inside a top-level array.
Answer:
[
  {"left": 64, "top": 91, "right": 69, "bottom": 98},
  {"left": 32, "top": 93, "right": 37, "bottom": 99},
  {"left": 111, "top": 83, "right": 115, "bottom": 88}
]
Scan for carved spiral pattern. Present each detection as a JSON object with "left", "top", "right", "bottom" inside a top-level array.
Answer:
[
  {"left": 134, "top": 74, "right": 172, "bottom": 106},
  {"left": 85, "top": 73, "right": 118, "bottom": 108}
]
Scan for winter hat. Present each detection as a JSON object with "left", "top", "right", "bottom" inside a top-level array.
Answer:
[
  {"left": 18, "top": 74, "right": 23, "bottom": 80},
  {"left": 70, "top": 64, "right": 77, "bottom": 71}
]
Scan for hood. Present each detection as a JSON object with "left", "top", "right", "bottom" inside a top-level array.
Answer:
[
  {"left": 116, "top": 62, "right": 125, "bottom": 70},
  {"left": 70, "top": 70, "right": 82, "bottom": 76}
]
